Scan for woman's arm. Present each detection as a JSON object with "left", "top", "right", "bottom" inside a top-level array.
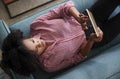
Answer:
[
  {"left": 80, "top": 36, "right": 95, "bottom": 57},
  {"left": 69, "top": 7, "right": 80, "bottom": 20},
  {"left": 69, "top": 7, "right": 89, "bottom": 30},
  {"left": 80, "top": 27, "right": 103, "bottom": 57}
]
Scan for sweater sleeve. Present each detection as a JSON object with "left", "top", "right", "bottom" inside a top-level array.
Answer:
[
  {"left": 39, "top": 48, "right": 72, "bottom": 72},
  {"left": 31, "top": 1, "right": 74, "bottom": 23},
  {"left": 39, "top": 49, "right": 86, "bottom": 72}
]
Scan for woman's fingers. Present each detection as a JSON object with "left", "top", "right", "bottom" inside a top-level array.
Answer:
[
  {"left": 78, "top": 14, "right": 89, "bottom": 30},
  {"left": 82, "top": 22, "right": 88, "bottom": 30},
  {"left": 95, "top": 27, "right": 103, "bottom": 42},
  {"left": 79, "top": 14, "right": 89, "bottom": 21},
  {"left": 97, "top": 27, "right": 103, "bottom": 37},
  {"left": 89, "top": 27, "right": 103, "bottom": 42}
]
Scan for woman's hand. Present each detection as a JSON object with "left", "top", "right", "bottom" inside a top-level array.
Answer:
[
  {"left": 89, "top": 27, "right": 103, "bottom": 42},
  {"left": 69, "top": 7, "right": 89, "bottom": 30},
  {"left": 76, "top": 13, "right": 89, "bottom": 30},
  {"left": 80, "top": 27, "right": 103, "bottom": 57}
]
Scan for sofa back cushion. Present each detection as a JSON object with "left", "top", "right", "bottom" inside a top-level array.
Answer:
[
  {"left": 73, "top": 0, "right": 97, "bottom": 12},
  {"left": 9, "top": 0, "right": 97, "bottom": 37}
]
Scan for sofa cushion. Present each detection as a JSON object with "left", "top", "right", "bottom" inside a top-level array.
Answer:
[
  {"left": 53, "top": 43, "right": 120, "bottom": 79},
  {"left": 108, "top": 72, "right": 120, "bottom": 79},
  {"left": 88, "top": 34, "right": 120, "bottom": 58},
  {"left": 72, "top": 0, "right": 97, "bottom": 12}
]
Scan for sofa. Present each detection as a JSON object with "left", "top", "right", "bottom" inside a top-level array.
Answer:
[{"left": 0, "top": 0, "right": 120, "bottom": 79}]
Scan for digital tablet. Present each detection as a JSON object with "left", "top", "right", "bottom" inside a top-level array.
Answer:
[{"left": 86, "top": 9, "right": 99, "bottom": 37}]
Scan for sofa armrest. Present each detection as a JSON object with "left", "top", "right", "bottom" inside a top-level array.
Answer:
[{"left": 0, "top": 20, "right": 10, "bottom": 48}]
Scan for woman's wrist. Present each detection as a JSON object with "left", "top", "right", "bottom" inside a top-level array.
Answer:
[
  {"left": 88, "top": 37, "right": 95, "bottom": 45},
  {"left": 89, "top": 33, "right": 97, "bottom": 43},
  {"left": 80, "top": 37, "right": 95, "bottom": 57},
  {"left": 69, "top": 7, "right": 80, "bottom": 19}
]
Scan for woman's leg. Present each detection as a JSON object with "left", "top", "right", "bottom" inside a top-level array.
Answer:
[
  {"left": 93, "top": 13, "right": 120, "bottom": 48},
  {"left": 89, "top": 0, "right": 119, "bottom": 26}
]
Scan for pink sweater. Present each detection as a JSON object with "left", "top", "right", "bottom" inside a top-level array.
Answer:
[{"left": 30, "top": 1, "right": 87, "bottom": 72}]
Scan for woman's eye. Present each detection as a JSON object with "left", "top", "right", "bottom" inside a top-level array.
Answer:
[{"left": 32, "top": 39, "right": 35, "bottom": 43}]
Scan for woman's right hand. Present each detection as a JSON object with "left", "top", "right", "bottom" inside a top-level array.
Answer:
[
  {"left": 77, "top": 13, "right": 89, "bottom": 30},
  {"left": 89, "top": 27, "right": 103, "bottom": 42}
]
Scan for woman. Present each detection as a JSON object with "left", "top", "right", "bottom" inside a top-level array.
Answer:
[{"left": 1, "top": 0, "right": 119, "bottom": 76}]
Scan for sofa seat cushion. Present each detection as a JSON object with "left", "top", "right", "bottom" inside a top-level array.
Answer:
[{"left": 53, "top": 43, "right": 120, "bottom": 79}]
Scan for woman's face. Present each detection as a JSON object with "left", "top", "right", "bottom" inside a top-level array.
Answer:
[{"left": 22, "top": 38, "right": 46, "bottom": 55}]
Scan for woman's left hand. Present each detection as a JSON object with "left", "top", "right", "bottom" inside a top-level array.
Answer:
[
  {"left": 76, "top": 13, "right": 89, "bottom": 30},
  {"left": 89, "top": 27, "right": 103, "bottom": 42}
]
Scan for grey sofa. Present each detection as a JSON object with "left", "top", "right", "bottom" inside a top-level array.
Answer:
[{"left": 0, "top": 0, "right": 120, "bottom": 79}]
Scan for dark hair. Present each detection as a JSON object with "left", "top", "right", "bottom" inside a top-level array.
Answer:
[{"left": 1, "top": 30, "right": 39, "bottom": 76}]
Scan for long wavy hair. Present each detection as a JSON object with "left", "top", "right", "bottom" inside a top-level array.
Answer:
[{"left": 1, "top": 30, "right": 39, "bottom": 76}]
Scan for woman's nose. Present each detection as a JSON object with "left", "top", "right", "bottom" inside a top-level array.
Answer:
[
  {"left": 37, "top": 40, "right": 39, "bottom": 43},
  {"left": 36, "top": 42, "right": 41, "bottom": 47},
  {"left": 36, "top": 39, "right": 40, "bottom": 43}
]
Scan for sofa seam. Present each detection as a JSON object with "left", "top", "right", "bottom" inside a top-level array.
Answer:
[
  {"left": 2, "top": 20, "right": 11, "bottom": 34},
  {"left": 106, "top": 71, "right": 120, "bottom": 79}
]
